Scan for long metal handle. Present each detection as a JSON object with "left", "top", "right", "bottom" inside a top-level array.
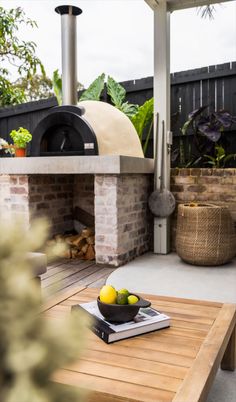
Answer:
[
  {"left": 159, "top": 120, "right": 165, "bottom": 192},
  {"left": 154, "top": 113, "right": 159, "bottom": 190}
]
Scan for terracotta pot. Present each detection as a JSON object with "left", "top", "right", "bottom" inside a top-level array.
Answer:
[{"left": 15, "top": 147, "right": 26, "bottom": 157}]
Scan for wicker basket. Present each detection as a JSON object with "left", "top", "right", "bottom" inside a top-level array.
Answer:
[{"left": 176, "top": 203, "right": 236, "bottom": 266}]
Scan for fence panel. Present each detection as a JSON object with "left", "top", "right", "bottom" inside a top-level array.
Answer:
[{"left": 0, "top": 62, "right": 235, "bottom": 160}]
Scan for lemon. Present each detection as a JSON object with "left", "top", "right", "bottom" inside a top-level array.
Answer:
[
  {"left": 99, "top": 285, "right": 117, "bottom": 304},
  {"left": 118, "top": 288, "right": 130, "bottom": 297},
  {"left": 116, "top": 294, "right": 128, "bottom": 305},
  {"left": 128, "top": 295, "right": 139, "bottom": 304}
]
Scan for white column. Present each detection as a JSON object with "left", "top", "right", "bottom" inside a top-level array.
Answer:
[{"left": 153, "top": 0, "right": 171, "bottom": 254}]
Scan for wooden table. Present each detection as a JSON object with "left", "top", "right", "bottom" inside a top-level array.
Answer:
[{"left": 43, "top": 287, "right": 236, "bottom": 402}]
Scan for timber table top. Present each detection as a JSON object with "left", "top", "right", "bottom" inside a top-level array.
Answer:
[{"left": 43, "top": 287, "right": 236, "bottom": 402}]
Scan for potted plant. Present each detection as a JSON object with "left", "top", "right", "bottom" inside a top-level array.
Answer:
[{"left": 10, "top": 127, "right": 32, "bottom": 157}]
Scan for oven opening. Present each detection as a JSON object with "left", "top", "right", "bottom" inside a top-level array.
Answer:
[{"left": 40, "top": 124, "right": 84, "bottom": 156}]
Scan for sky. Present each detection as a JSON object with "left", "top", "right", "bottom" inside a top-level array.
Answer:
[{"left": 1, "top": 0, "right": 236, "bottom": 87}]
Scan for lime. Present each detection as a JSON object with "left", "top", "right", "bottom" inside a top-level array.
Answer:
[
  {"left": 99, "top": 285, "right": 117, "bottom": 304},
  {"left": 118, "top": 288, "right": 130, "bottom": 297},
  {"left": 116, "top": 294, "right": 128, "bottom": 305},
  {"left": 127, "top": 295, "right": 139, "bottom": 304}
]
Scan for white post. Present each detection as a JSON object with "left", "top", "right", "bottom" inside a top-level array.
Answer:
[{"left": 153, "top": 0, "right": 171, "bottom": 254}]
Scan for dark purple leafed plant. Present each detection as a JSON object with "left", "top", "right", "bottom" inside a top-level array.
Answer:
[{"left": 177, "top": 106, "right": 236, "bottom": 167}]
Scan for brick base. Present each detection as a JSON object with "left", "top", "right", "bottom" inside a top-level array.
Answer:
[
  {"left": 0, "top": 174, "right": 30, "bottom": 225},
  {"left": 2, "top": 168, "right": 236, "bottom": 264},
  {"left": 95, "top": 174, "right": 153, "bottom": 266},
  {"left": 0, "top": 173, "right": 153, "bottom": 266}
]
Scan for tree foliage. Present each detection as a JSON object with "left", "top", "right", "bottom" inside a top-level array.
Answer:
[
  {"left": 14, "top": 75, "right": 54, "bottom": 102},
  {"left": 0, "top": 6, "right": 45, "bottom": 107}
]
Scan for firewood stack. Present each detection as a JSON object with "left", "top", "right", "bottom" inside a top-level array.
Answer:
[{"left": 48, "top": 227, "right": 95, "bottom": 260}]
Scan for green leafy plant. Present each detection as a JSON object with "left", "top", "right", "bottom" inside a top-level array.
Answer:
[
  {"left": 131, "top": 98, "right": 154, "bottom": 156},
  {"left": 106, "top": 76, "right": 138, "bottom": 118},
  {"left": 52, "top": 70, "right": 84, "bottom": 105},
  {"left": 52, "top": 69, "right": 62, "bottom": 105},
  {"left": 0, "top": 218, "right": 88, "bottom": 402},
  {"left": 80, "top": 73, "right": 105, "bottom": 101},
  {"left": 78, "top": 73, "right": 138, "bottom": 118},
  {"left": 0, "top": 74, "right": 26, "bottom": 106},
  {"left": 204, "top": 144, "right": 236, "bottom": 168},
  {"left": 10, "top": 127, "right": 32, "bottom": 149},
  {"left": 173, "top": 107, "right": 236, "bottom": 167},
  {"left": 79, "top": 73, "right": 153, "bottom": 155}
]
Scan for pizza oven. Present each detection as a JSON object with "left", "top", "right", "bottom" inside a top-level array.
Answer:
[{"left": 31, "top": 5, "right": 143, "bottom": 158}]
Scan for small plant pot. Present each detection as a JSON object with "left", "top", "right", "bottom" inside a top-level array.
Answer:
[{"left": 15, "top": 147, "right": 26, "bottom": 157}]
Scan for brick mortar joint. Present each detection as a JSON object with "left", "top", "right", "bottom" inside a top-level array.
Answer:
[{"left": 171, "top": 168, "right": 236, "bottom": 177}]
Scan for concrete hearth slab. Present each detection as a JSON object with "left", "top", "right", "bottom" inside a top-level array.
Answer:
[{"left": 0, "top": 155, "right": 154, "bottom": 175}]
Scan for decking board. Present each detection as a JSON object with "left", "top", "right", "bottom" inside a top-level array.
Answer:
[{"left": 41, "top": 259, "right": 116, "bottom": 299}]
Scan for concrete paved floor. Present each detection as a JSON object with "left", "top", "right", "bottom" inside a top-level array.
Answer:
[{"left": 107, "top": 252, "right": 236, "bottom": 402}]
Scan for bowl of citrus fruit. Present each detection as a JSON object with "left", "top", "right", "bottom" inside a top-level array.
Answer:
[{"left": 97, "top": 285, "right": 151, "bottom": 323}]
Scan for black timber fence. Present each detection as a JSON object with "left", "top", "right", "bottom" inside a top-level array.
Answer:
[{"left": 0, "top": 61, "right": 236, "bottom": 160}]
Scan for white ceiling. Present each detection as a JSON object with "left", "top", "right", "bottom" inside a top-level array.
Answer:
[{"left": 145, "top": 0, "right": 233, "bottom": 12}]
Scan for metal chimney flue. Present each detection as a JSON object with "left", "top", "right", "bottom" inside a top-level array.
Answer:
[{"left": 55, "top": 5, "right": 82, "bottom": 105}]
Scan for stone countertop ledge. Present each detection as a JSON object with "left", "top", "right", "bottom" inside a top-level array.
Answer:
[{"left": 0, "top": 155, "right": 154, "bottom": 175}]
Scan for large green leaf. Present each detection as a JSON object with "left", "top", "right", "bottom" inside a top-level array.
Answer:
[
  {"left": 52, "top": 69, "right": 62, "bottom": 105},
  {"left": 131, "top": 97, "right": 154, "bottom": 138},
  {"left": 224, "top": 154, "right": 236, "bottom": 165},
  {"left": 120, "top": 102, "right": 139, "bottom": 118},
  {"left": 181, "top": 120, "right": 191, "bottom": 135},
  {"left": 107, "top": 75, "right": 126, "bottom": 108},
  {"left": 79, "top": 73, "right": 105, "bottom": 101}
]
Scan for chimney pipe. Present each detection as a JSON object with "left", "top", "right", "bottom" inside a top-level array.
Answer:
[{"left": 55, "top": 5, "right": 82, "bottom": 105}]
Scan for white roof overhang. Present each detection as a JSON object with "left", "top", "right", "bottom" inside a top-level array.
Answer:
[{"left": 145, "top": 0, "right": 232, "bottom": 12}]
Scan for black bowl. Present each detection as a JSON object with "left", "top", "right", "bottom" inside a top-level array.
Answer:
[{"left": 97, "top": 294, "right": 151, "bottom": 323}]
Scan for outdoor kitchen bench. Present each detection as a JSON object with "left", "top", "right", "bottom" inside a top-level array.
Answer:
[{"left": 43, "top": 287, "right": 236, "bottom": 402}]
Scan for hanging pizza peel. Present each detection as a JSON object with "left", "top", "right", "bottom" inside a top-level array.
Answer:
[{"left": 148, "top": 117, "right": 176, "bottom": 218}]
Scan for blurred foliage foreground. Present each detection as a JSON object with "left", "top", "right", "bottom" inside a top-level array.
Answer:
[{"left": 0, "top": 218, "right": 89, "bottom": 402}]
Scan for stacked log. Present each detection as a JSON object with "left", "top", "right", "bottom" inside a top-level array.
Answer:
[{"left": 48, "top": 227, "right": 95, "bottom": 260}]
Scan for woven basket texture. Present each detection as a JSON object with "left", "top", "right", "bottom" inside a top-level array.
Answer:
[{"left": 176, "top": 204, "right": 236, "bottom": 266}]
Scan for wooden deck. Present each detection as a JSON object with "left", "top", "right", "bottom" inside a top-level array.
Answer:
[{"left": 40, "top": 258, "right": 116, "bottom": 299}]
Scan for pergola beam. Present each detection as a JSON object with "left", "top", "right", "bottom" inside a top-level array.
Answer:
[
  {"left": 145, "top": 0, "right": 231, "bottom": 12},
  {"left": 145, "top": 0, "right": 232, "bottom": 254},
  {"left": 153, "top": 1, "right": 171, "bottom": 254}
]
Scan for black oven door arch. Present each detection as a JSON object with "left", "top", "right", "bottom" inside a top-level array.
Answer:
[{"left": 31, "top": 106, "right": 98, "bottom": 156}]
